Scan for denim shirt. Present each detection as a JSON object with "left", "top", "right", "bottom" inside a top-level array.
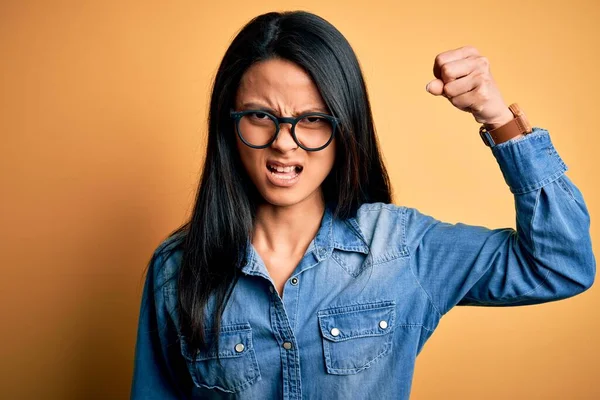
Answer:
[{"left": 131, "top": 127, "right": 595, "bottom": 399}]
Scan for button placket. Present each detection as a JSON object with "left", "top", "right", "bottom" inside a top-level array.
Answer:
[{"left": 270, "top": 295, "right": 301, "bottom": 399}]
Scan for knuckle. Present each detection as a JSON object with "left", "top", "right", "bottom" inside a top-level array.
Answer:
[
  {"left": 479, "top": 56, "right": 490, "bottom": 68},
  {"left": 443, "top": 83, "right": 455, "bottom": 97},
  {"left": 440, "top": 64, "right": 452, "bottom": 79},
  {"left": 466, "top": 45, "right": 479, "bottom": 54},
  {"left": 477, "top": 85, "right": 490, "bottom": 100}
]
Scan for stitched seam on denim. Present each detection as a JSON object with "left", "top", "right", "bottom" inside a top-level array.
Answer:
[
  {"left": 557, "top": 176, "right": 576, "bottom": 202},
  {"left": 361, "top": 203, "right": 397, "bottom": 213},
  {"left": 323, "top": 336, "right": 333, "bottom": 373},
  {"left": 331, "top": 251, "right": 353, "bottom": 277},
  {"left": 511, "top": 166, "right": 567, "bottom": 194},
  {"left": 372, "top": 248, "right": 409, "bottom": 265},
  {"left": 293, "top": 276, "right": 301, "bottom": 333},
  {"left": 317, "top": 300, "right": 395, "bottom": 316},
  {"left": 331, "top": 252, "right": 369, "bottom": 278},
  {"left": 530, "top": 186, "right": 541, "bottom": 261},
  {"left": 336, "top": 217, "right": 370, "bottom": 253},
  {"left": 203, "top": 351, "right": 260, "bottom": 393},
  {"left": 272, "top": 297, "right": 294, "bottom": 399},
  {"left": 183, "top": 342, "right": 260, "bottom": 392},
  {"left": 408, "top": 260, "right": 442, "bottom": 317},
  {"left": 501, "top": 185, "right": 554, "bottom": 301},
  {"left": 323, "top": 330, "right": 391, "bottom": 342},
  {"left": 318, "top": 303, "right": 396, "bottom": 340},
  {"left": 490, "top": 128, "right": 567, "bottom": 194},
  {"left": 494, "top": 187, "right": 553, "bottom": 302},
  {"left": 407, "top": 219, "right": 443, "bottom": 317},
  {"left": 332, "top": 243, "right": 369, "bottom": 252},
  {"left": 195, "top": 354, "right": 260, "bottom": 393},
  {"left": 366, "top": 206, "right": 410, "bottom": 265},
  {"left": 325, "top": 340, "right": 392, "bottom": 374}
]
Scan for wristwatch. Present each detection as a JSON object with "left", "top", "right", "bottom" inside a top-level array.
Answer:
[{"left": 479, "top": 103, "right": 533, "bottom": 147}]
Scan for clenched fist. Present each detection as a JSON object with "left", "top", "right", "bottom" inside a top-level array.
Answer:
[{"left": 426, "top": 46, "right": 514, "bottom": 130}]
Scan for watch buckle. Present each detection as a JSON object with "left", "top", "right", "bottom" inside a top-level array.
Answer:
[{"left": 479, "top": 125, "right": 494, "bottom": 147}]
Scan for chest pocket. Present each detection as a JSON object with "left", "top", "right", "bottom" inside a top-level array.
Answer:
[
  {"left": 179, "top": 322, "right": 261, "bottom": 393},
  {"left": 317, "top": 301, "right": 395, "bottom": 375}
]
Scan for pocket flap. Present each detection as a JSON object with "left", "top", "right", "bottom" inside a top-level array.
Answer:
[
  {"left": 318, "top": 301, "right": 395, "bottom": 342},
  {"left": 180, "top": 323, "right": 253, "bottom": 361}
]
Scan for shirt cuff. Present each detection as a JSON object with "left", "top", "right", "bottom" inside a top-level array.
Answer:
[{"left": 491, "top": 127, "right": 568, "bottom": 194}]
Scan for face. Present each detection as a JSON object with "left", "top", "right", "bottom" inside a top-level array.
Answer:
[{"left": 234, "top": 58, "right": 336, "bottom": 208}]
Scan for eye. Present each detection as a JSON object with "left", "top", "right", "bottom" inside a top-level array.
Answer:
[
  {"left": 301, "top": 116, "right": 325, "bottom": 124},
  {"left": 249, "top": 112, "right": 270, "bottom": 120}
]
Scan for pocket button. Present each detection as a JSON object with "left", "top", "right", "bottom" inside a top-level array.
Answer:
[
  {"left": 379, "top": 320, "right": 388, "bottom": 329},
  {"left": 330, "top": 328, "right": 340, "bottom": 337},
  {"left": 235, "top": 343, "right": 245, "bottom": 353}
]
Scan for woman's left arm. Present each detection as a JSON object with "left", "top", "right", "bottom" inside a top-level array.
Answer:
[
  {"left": 406, "top": 127, "right": 595, "bottom": 314},
  {"left": 406, "top": 46, "right": 596, "bottom": 314}
]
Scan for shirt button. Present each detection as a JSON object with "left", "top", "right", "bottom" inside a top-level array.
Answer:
[
  {"left": 290, "top": 277, "right": 299, "bottom": 285},
  {"left": 330, "top": 328, "right": 340, "bottom": 337},
  {"left": 235, "top": 343, "right": 245, "bottom": 353},
  {"left": 269, "top": 286, "right": 274, "bottom": 293},
  {"left": 283, "top": 341, "right": 293, "bottom": 350},
  {"left": 379, "top": 320, "right": 388, "bottom": 329}
]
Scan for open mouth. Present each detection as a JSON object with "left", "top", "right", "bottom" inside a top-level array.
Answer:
[{"left": 266, "top": 162, "right": 303, "bottom": 185}]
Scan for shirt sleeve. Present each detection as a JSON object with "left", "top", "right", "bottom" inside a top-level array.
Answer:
[
  {"left": 406, "top": 127, "right": 596, "bottom": 316},
  {"left": 130, "top": 248, "right": 190, "bottom": 399}
]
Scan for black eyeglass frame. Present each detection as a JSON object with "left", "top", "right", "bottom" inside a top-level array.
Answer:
[{"left": 230, "top": 109, "right": 340, "bottom": 152}]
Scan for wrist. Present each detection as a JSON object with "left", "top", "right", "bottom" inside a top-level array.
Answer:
[
  {"left": 483, "top": 107, "right": 514, "bottom": 130},
  {"left": 479, "top": 103, "right": 533, "bottom": 147}
]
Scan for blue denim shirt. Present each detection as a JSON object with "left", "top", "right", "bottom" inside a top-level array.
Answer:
[{"left": 131, "top": 127, "right": 595, "bottom": 399}]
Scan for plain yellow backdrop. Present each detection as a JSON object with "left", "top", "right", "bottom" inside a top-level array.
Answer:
[{"left": 1, "top": 0, "right": 598, "bottom": 399}]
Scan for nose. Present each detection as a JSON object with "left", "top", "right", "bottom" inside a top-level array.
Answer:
[{"left": 270, "top": 122, "right": 298, "bottom": 153}]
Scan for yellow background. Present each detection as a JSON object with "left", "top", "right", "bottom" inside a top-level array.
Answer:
[{"left": 1, "top": 1, "right": 598, "bottom": 398}]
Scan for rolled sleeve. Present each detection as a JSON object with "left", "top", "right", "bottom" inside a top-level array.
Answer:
[{"left": 491, "top": 127, "right": 568, "bottom": 194}]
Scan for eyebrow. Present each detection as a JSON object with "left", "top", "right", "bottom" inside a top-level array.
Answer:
[{"left": 239, "top": 102, "right": 330, "bottom": 115}]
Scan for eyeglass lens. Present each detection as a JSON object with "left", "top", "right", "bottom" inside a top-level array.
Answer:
[{"left": 238, "top": 112, "right": 333, "bottom": 150}]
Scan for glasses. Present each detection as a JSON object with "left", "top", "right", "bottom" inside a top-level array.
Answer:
[{"left": 230, "top": 109, "right": 339, "bottom": 152}]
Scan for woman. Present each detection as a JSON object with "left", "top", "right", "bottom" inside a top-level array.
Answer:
[{"left": 131, "top": 10, "right": 595, "bottom": 399}]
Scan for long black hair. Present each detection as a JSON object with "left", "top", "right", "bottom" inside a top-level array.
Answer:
[{"left": 160, "top": 10, "right": 392, "bottom": 357}]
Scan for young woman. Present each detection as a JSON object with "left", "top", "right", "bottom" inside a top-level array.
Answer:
[{"left": 131, "top": 10, "right": 595, "bottom": 399}]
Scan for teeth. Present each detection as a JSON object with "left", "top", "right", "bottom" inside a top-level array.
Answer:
[
  {"left": 270, "top": 171, "right": 297, "bottom": 180},
  {"left": 269, "top": 164, "right": 297, "bottom": 173}
]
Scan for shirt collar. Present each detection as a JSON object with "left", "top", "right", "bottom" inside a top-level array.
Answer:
[
  {"left": 240, "top": 206, "right": 369, "bottom": 276},
  {"left": 314, "top": 206, "right": 370, "bottom": 260}
]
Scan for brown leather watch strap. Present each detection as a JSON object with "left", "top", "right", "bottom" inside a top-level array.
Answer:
[{"left": 479, "top": 103, "right": 532, "bottom": 147}]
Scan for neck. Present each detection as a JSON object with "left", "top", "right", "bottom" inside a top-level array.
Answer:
[{"left": 253, "top": 191, "right": 325, "bottom": 257}]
